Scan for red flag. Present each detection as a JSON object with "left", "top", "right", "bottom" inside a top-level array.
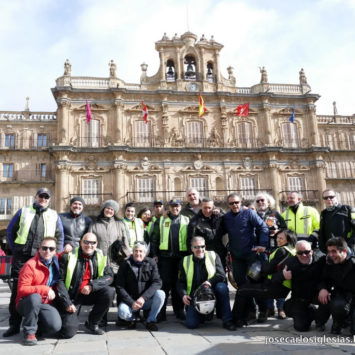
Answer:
[
  {"left": 86, "top": 100, "right": 92, "bottom": 123},
  {"left": 142, "top": 101, "right": 148, "bottom": 124},
  {"left": 198, "top": 93, "right": 207, "bottom": 118},
  {"left": 236, "top": 103, "right": 249, "bottom": 117}
]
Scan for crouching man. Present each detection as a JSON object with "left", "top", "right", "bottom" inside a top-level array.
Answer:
[
  {"left": 56, "top": 233, "right": 115, "bottom": 338},
  {"left": 177, "top": 236, "right": 236, "bottom": 330},
  {"left": 115, "top": 241, "right": 165, "bottom": 331},
  {"left": 16, "top": 237, "right": 62, "bottom": 345}
]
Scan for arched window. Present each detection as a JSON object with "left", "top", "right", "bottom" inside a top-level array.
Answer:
[
  {"left": 206, "top": 62, "right": 214, "bottom": 83},
  {"left": 166, "top": 60, "right": 176, "bottom": 82},
  {"left": 186, "top": 121, "right": 203, "bottom": 146},
  {"left": 82, "top": 119, "right": 100, "bottom": 147},
  {"left": 184, "top": 55, "right": 196, "bottom": 80},
  {"left": 237, "top": 122, "right": 253, "bottom": 147},
  {"left": 137, "top": 177, "right": 154, "bottom": 202},
  {"left": 240, "top": 176, "right": 256, "bottom": 200},
  {"left": 282, "top": 123, "right": 299, "bottom": 148},
  {"left": 190, "top": 177, "right": 207, "bottom": 195}
]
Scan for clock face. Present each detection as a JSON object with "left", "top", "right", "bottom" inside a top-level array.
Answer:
[{"left": 188, "top": 82, "right": 198, "bottom": 92}]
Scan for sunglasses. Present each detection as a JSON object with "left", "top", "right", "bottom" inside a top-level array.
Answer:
[
  {"left": 229, "top": 201, "right": 241, "bottom": 205},
  {"left": 41, "top": 246, "right": 55, "bottom": 252},
  {"left": 83, "top": 240, "right": 97, "bottom": 245},
  {"left": 296, "top": 250, "right": 311, "bottom": 256},
  {"left": 193, "top": 245, "right": 205, "bottom": 249},
  {"left": 256, "top": 199, "right": 265, "bottom": 203},
  {"left": 323, "top": 196, "right": 335, "bottom": 200},
  {"left": 38, "top": 194, "right": 50, "bottom": 199}
]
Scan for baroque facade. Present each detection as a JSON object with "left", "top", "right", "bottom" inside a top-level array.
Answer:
[{"left": 1, "top": 31, "right": 355, "bottom": 239}]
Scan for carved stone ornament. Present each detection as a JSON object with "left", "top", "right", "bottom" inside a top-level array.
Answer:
[
  {"left": 86, "top": 156, "right": 97, "bottom": 170},
  {"left": 243, "top": 157, "right": 252, "bottom": 170},
  {"left": 141, "top": 157, "right": 150, "bottom": 171},
  {"left": 193, "top": 159, "right": 203, "bottom": 170}
]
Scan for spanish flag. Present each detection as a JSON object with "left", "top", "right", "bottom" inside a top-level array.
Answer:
[{"left": 198, "top": 93, "right": 207, "bottom": 118}]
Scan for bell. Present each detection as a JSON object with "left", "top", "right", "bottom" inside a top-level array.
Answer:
[
  {"left": 167, "top": 66, "right": 174, "bottom": 75},
  {"left": 207, "top": 67, "right": 213, "bottom": 75}
]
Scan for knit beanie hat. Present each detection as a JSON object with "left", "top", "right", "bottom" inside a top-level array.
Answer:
[
  {"left": 70, "top": 196, "right": 86, "bottom": 206},
  {"left": 102, "top": 200, "right": 119, "bottom": 214}
]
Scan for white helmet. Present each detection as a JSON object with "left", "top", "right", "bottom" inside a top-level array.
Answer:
[{"left": 193, "top": 284, "right": 216, "bottom": 315}]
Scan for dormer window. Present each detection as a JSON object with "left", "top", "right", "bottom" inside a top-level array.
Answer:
[
  {"left": 184, "top": 55, "right": 196, "bottom": 80},
  {"left": 166, "top": 60, "right": 176, "bottom": 82}
]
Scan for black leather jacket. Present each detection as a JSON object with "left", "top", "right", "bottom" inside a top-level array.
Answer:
[{"left": 59, "top": 212, "right": 92, "bottom": 248}]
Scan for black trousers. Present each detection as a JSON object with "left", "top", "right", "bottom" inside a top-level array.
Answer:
[
  {"left": 58, "top": 286, "right": 115, "bottom": 339},
  {"left": 158, "top": 256, "right": 184, "bottom": 314},
  {"left": 284, "top": 298, "right": 329, "bottom": 331},
  {"left": 8, "top": 253, "right": 31, "bottom": 329}
]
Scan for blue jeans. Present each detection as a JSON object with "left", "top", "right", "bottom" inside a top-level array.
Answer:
[
  {"left": 185, "top": 282, "right": 233, "bottom": 329},
  {"left": 267, "top": 298, "right": 285, "bottom": 310},
  {"left": 118, "top": 290, "right": 165, "bottom": 323}
]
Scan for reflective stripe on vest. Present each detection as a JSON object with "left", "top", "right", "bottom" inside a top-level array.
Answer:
[
  {"left": 267, "top": 245, "right": 296, "bottom": 289},
  {"left": 15, "top": 206, "right": 57, "bottom": 245},
  {"left": 283, "top": 205, "right": 315, "bottom": 238},
  {"left": 183, "top": 251, "right": 216, "bottom": 295},
  {"left": 65, "top": 247, "right": 107, "bottom": 290},
  {"left": 159, "top": 215, "right": 189, "bottom": 251},
  {"left": 123, "top": 219, "right": 145, "bottom": 248}
]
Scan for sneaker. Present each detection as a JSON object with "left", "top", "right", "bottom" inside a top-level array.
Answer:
[
  {"left": 85, "top": 321, "right": 105, "bottom": 335},
  {"left": 146, "top": 322, "right": 158, "bottom": 331},
  {"left": 277, "top": 310, "right": 286, "bottom": 320},
  {"left": 257, "top": 312, "right": 267, "bottom": 323},
  {"left": 234, "top": 319, "right": 247, "bottom": 328},
  {"left": 3, "top": 326, "right": 20, "bottom": 338},
  {"left": 23, "top": 333, "right": 37, "bottom": 346},
  {"left": 223, "top": 320, "right": 236, "bottom": 331},
  {"left": 127, "top": 321, "right": 137, "bottom": 330}
]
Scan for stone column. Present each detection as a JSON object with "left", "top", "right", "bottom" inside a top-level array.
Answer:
[
  {"left": 113, "top": 162, "right": 127, "bottom": 202},
  {"left": 314, "top": 155, "right": 327, "bottom": 209},
  {"left": 55, "top": 163, "right": 68, "bottom": 213},
  {"left": 269, "top": 160, "right": 281, "bottom": 209},
  {"left": 114, "top": 100, "right": 123, "bottom": 144},
  {"left": 261, "top": 102, "right": 273, "bottom": 146},
  {"left": 57, "top": 99, "right": 71, "bottom": 145},
  {"left": 306, "top": 104, "right": 320, "bottom": 146}
]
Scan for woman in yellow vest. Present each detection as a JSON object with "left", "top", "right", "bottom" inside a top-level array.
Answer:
[
  {"left": 236, "top": 229, "right": 297, "bottom": 319},
  {"left": 122, "top": 203, "right": 145, "bottom": 249}
]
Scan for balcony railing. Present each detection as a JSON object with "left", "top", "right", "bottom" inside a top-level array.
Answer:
[
  {"left": 69, "top": 193, "right": 113, "bottom": 206},
  {"left": 2, "top": 169, "right": 55, "bottom": 182},
  {"left": 125, "top": 189, "right": 273, "bottom": 204},
  {"left": 0, "top": 138, "right": 53, "bottom": 150},
  {"left": 321, "top": 140, "right": 355, "bottom": 151},
  {"left": 76, "top": 137, "right": 106, "bottom": 148},
  {"left": 0, "top": 111, "right": 56, "bottom": 121},
  {"left": 317, "top": 115, "right": 355, "bottom": 125},
  {"left": 279, "top": 190, "right": 319, "bottom": 206}
]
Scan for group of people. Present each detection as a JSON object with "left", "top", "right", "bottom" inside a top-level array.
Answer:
[{"left": 2, "top": 186, "right": 355, "bottom": 345}]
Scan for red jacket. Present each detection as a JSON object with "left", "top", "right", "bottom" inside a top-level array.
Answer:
[{"left": 16, "top": 252, "right": 59, "bottom": 308}]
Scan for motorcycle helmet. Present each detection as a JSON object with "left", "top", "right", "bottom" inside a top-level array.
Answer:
[
  {"left": 192, "top": 283, "right": 216, "bottom": 315},
  {"left": 247, "top": 260, "right": 262, "bottom": 282}
]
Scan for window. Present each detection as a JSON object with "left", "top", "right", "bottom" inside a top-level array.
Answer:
[
  {"left": 3, "top": 163, "right": 13, "bottom": 178},
  {"left": 5, "top": 134, "right": 15, "bottom": 148},
  {"left": 184, "top": 55, "right": 196, "bottom": 80},
  {"left": 190, "top": 177, "right": 206, "bottom": 195},
  {"left": 326, "top": 162, "right": 337, "bottom": 178},
  {"left": 186, "top": 121, "right": 203, "bottom": 145},
  {"left": 206, "top": 62, "right": 214, "bottom": 83},
  {"left": 166, "top": 60, "right": 176, "bottom": 81},
  {"left": 37, "top": 134, "right": 48, "bottom": 147},
  {"left": 137, "top": 178, "right": 154, "bottom": 202},
  {"left": 282, "top": 123, "right": 298, "bottom": 148},
  {"left": 0, "top": 198, "right": 12, "bottom": 215},
  {"left": 83, "top": 119, "right": 100, "bottom": 147},
  {"left": 287, "top": 176, "right": 303, "bottom": 192},
  {"left": 240, "top": 176, "right": 256, "bottom": 199},
  {"left": 82, "top": 179, "right": 100, "bottom": 204},
  {"left": 237, "top": 122, "right": 253, "bottom": 147},
  {"left": 40, "top": 164, "right": 46, "bottom": 178},
  {"left": 135, "top": 121, "right": 150, "bottom": 146}
]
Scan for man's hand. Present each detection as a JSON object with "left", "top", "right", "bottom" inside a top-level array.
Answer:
[
  {"left": 203, "top": 281, "right": 212, "bottom": 287},
  {"left": 136, "top": 297, "right": 145, "bottom": 308},
  {"left": 153, "top": 256, "right": 159, "bottom": 263},
  {"left": 252, "top": 246, "right": 266, "bottom": 253},
  {"left": 212, "top": 208, "right": 220, "bottom": 216},
  {"left": 81, "top": 285, "right": 93, "bottom": 295},
  {"left": 63, "top": 244, "right": 73, "bottom": 253},
  {"left": 283, "top": 265, "right": 292, "bottom": 280},
  {"left": 66, "top": 304, "right": 77, "bottom": 313},
  {"left": 48, "top": 288, "right": 56, "bottom": 301},
  {"left": 183, "top": 295, "right": 191, "bottom": 306},
  {"left": 318, "top": 289, "right": 331, "bottom": 304}
]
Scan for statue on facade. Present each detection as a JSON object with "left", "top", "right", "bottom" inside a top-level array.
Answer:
[
  {"left": 333, "top": 101, "right": 338, "bottom": 116},
  {"left": 109, "top": 60, "right": 117, "bottom": 77},
  {"left": 209, "top": 127, "right": 221, "bottom": 146},
  {"left": 169, "top": 127, "right": 183, "bottom": 146},
  {"left": 64, "top": 59, "right": 71, "bottom": 76},
  {"left": 259, "top": 66, "right": 268, "bottom": 84},
  {"left": 299, "top": 68, "right": 307, "bottom": 85}
]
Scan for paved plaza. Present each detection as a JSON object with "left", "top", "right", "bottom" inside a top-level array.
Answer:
[{"left": 1, "top": 280, "right": 355, "bottom": 354}]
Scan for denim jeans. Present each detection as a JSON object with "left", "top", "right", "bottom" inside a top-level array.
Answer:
[
  {"left": 118, "top": 290, "right": 165, "bottom": 323},
  {"left": 267, "top": 298, "right": 285, "bottom": 310},
  {"left": 185, "top": 282, "right": 233, "bottom": 329}
]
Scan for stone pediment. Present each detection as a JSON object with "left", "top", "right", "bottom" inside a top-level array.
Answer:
[
  {"left": 77, "top": 103, "right": 105, "bottom": 110},
  {"left": 180, "top": 106, "right": 199, "bottom": 114},
  {"left": 278, "top": 107, "right": 301, "bottom": 115},
  {"left": 126, "top": 104, "right": 157, "bottom": 112}
]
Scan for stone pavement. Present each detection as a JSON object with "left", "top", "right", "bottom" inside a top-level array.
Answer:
[{"left": 1, "top": 280, "right": 355, "bottom": 355}]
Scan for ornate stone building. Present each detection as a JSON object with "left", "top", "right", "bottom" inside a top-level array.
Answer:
[{"left": 1, "top": 32, "right": 355, "bottom": 241}]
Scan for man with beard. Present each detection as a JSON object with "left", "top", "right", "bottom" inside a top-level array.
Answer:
[{"left": 59, "top": 197, "right": 92, "bottom": 253}]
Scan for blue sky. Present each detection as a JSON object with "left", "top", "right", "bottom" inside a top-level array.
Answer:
[{"left": 0, "top": 0, "right": 354, "bottom": 115}]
